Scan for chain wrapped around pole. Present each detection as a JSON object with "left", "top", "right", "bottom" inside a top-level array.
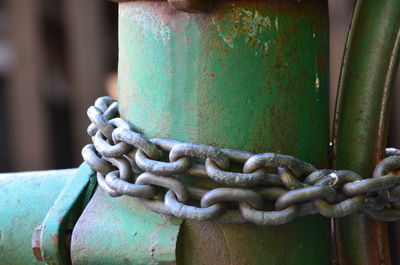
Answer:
[{"left": 82, "top": 96, "right": 400, "bottom": 225}]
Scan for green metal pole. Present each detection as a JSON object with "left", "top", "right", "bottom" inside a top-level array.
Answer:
[
  {"left": 118, "top": 1, "right": 331, "bottom": 264},
  {"left": 333, "top": 0, "right": 400, "bottom": 264}
]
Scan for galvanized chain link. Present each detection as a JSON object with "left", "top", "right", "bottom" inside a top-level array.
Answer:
[{"left": 82, "top": 96, "right": 400, "bottom": 225}]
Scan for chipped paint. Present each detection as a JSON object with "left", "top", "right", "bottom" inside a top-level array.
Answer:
[
  {"left": 212, "top": 8, "right": 277, "bottom": 53},
  {"left": 238, "top": 8, "right": 274, "bottom": 54},
  {"left": 275, "top": 17, "right": 279, "bottom": 31},
  {"left": 315, "top": 72, "right": 320, "bottom": 91},
  {"left": 123, "top": 6, "right": 171, "bottom": 45},
  {"left": 238, "top": 9, "right": 272, "bottom": 41},
  {"left": 147, "top": 18, "right": 171, "bottom": 45},
  {"left": 212, "top": 18, "right": 235, "bottom": 48},
  {"left": 264, "top": 40, "right": 271, "bottom": 54}
]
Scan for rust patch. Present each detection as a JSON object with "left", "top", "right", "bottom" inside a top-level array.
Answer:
[
  {"left": 275, "top": 54, "right": 283, "bottom": 69},
  {"left": 186, "top": 37, "right": 192, "bottom": 46},
  {"left": 52, "top": 234, "right": 58, "bottom": 244}
]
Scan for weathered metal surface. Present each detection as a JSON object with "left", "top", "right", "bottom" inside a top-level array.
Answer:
[
  {"left": 0, "top": 169, "right": 75, "bottom": 265},
  {"left": 118, "top": 0, "right": 331, "bottom": 264},
  {"left": 71, "top": 188, "right": 182, "bottom": 265},
  {"left": 333, "top": 0, "right": 400, "bottom": 264},
  {"left": 40, "top": 163, "right": 96, "bottom": 265}
]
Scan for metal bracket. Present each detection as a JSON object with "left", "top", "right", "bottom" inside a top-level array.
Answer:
[{"left": 38, "top": 163, "right": 96, "bottom": 265}]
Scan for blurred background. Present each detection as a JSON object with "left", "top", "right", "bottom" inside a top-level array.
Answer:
[
  {"left": 0, "top": 0, "right": 398, "bottom": 172},
  {"left": 0, "top": 0, "right": 118, "bottom": 172}
]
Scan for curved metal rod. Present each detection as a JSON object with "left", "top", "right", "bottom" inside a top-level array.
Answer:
[{"left": 332, "top": 0, "right": 400, "bottom": 264}]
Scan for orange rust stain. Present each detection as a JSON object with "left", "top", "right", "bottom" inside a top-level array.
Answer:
[
  {"left": 52, "top": 234, "right": 58, "bottom": 244},
  {"left": 275, "top": 54, "right": 283, "bottom": 69}
]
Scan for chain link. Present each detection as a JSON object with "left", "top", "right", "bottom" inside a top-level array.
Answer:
[{"left": 82, "top": 96, "right": 400, "bottom": 225}]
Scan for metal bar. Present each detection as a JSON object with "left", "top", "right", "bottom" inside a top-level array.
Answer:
[
  {"left": 116, "top": 1, "right": 331, "bottom": 264},
  {"left": 0, "top": 169, "right": 76, "bottom": 265},
  {"left": 333, "top": 0, "right": 400, "bottom": 264}
]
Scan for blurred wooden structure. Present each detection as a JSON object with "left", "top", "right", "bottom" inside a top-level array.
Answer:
[{"left": 0, "top": 0, "right": 117, "bottom": 172}]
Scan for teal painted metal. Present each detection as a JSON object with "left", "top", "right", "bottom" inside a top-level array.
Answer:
[
  {"left": 118, "top": 1, "right": 330, "bottom": 166},
  {"left": 40, "top": 163, "right": 96, "bottom": 265},
  {"left": 71, "top": 189, "right": 182, "bottom": 265},
  {"left": 333, "top": 0, "right": 400, "bottom": 264},
  {"left": 0, "top": 169, "right": 76, "bottom": 265},
  {"left": 117, "top": 1, "right": 331, "bottom": 264}
]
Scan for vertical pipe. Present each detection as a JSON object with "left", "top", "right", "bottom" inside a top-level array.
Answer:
[
  {"left": 333, "top": 0, "right": 400, "bottom": 264},
  {"left": 119, "top": 1, "right": 331, "bottom": 264}
]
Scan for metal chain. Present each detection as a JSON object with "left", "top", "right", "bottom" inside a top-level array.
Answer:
[{"left": 82, "top": 96, "right": 400, "bottom": 225}]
